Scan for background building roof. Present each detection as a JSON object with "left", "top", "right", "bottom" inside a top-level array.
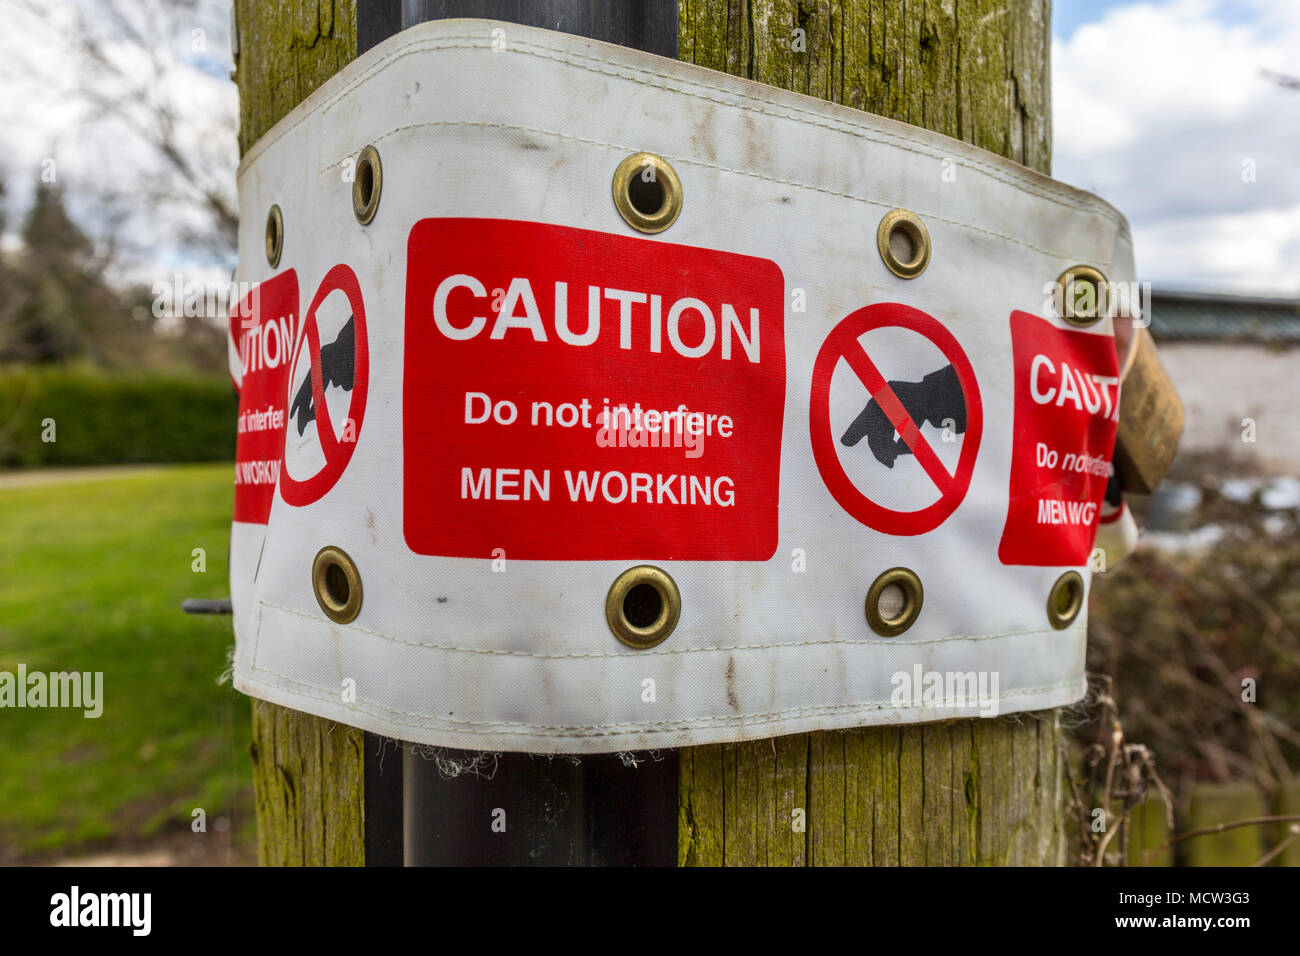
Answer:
[{"left": 1150, "top": 290, "right": 1300, "bottom": 344}]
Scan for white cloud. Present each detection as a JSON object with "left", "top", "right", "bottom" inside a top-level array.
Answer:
[
  {"left": 1052, "top": 0, "right": 1300, "bottom": 294},
  {"left": 1135, "top": 203, "right": 1300, "bottom": 292},
  {"left": 1, "top": 0, "right": 1295, "bottom": 298}
]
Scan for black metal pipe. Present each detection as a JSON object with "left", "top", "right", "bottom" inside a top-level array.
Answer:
[
  {"left": 403, "top": 750, "right": 678, "bottom": 866},
  {"left": 400, "top": 1, "right": 677, "bottom": 57},
  {"left": 358, "top": 0, "right": 403, "bottom": 54},
  {"left": 355, "top": 0, "right": 680, "bottom": 866},
  {"left": 364, "top": 733, "right": 405, "bottom": 866}
]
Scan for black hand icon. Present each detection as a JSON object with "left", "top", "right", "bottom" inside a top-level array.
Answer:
[
  {"left": 840, "top": 364, "right": 966, "bottom": 468},
  {"left": 291, "top": 316, "right": 356, "bottom": 435}
]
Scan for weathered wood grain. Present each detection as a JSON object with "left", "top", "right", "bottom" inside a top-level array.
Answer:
[
  {"left": 675, "top": 0, "right": 1061, "bottom": 866},
  {"left": 681, "top": 715, "right": 1065, "bottom": 865},
  {"left": 678, "top": 0, "right": 1052, "bottom": 175},
  {"left": 248, "top": 698, "right": 365, "bottom": 866},
  {"left": 236, "top": 0, "right": 364, "bottom": 867},
  {"left": 235, "top": 0, "right": 357, "bottom": 157},
  {"left": 239, "top": 0, "right": 1062, "bottom": 866}
]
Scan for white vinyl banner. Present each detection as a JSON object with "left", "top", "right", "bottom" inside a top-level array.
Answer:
[{"left": 228, "top": 19, "right": 1136, "bottom": 753}]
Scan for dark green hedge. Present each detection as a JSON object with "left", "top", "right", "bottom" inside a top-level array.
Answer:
[{"left": 0, "top": 366, "right": 236, "bottom": 468}]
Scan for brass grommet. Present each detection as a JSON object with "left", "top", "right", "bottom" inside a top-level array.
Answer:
[
  {"left": 1055, "top": 265, "right": 1108, "bottom": 326},
  {"left": 876, "top": 208, "right": 931, "bottom": 279},
  {"left": 606, "top": 565, "right": 681, "bottom": 649},
  {"left": 312, "top": 546, "right": 362, "bottom": 624},
  {"left": 865, "top": 567, "right": 924, "bottom": 637},
  {"left": 1046, "top": 571, "right": 1085, "bottom": 630},
  {"left": 612, "top": 152, "right": 683, "bottom": 234},
  {"left": 352, "top": 145, "right": 382, "bottom": 225},
  {"left": 265, "top": 204, "right": 283, "bottom": 268}
]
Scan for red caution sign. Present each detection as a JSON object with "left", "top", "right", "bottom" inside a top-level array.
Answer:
[
  {"left": 280, "top": 264, "right": 369, "bottom": 507},
  {"left": 810, "top": 303, "right": 983, "bottom": 536},
  {"left": 998, "top": 311, "right": 1120, "bottom": 565},
  {"left": 230, "top": 269, "right": 298, "bottom": 524},
  {"left": 402, "top": 218, "right": 785, "bottom": 560}
]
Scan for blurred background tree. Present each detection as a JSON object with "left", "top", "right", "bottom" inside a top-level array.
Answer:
[
  {"left": 0, "top": 0, "right": 235, "bottom": 376},
  {"left": 0, "top": 177, "right": 225, "bottom": 371}
]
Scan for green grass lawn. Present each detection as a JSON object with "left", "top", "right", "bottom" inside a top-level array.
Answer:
[{"left": 0, "top": 463, "right": 251, "bottom": 859}]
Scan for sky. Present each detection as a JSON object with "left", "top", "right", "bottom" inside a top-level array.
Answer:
[
  {"left": 1051, "top": 0, "right": 1300, "bottom": 294},
  {"left": 0, "top": 0, "right": 1296, "bottom": 297},
  {"left": 0, "top": 0, "right": 237, "bottom": 288}
]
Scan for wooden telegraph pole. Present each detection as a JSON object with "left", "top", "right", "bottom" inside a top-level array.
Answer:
[
  {"left": 673, "top": 1, "right": 1062, "bottom": 867},
  {"left": 236, "top": 0, "right": 1063, "bottom": 866}
]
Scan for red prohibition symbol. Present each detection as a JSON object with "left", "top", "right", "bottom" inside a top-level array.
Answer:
[
  {"left": 280, "top": 263, "right": 369, "bottom": 507},
  {"left": 809, "top": 302, "right": 983, "bottom": 536}
]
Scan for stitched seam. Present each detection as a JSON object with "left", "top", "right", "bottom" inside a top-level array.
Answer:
[
  {"left": 315, "top": 118, "right": 1108, "bottom": 265},
  {"left": 256, "top": 599, "right": 1073, "bottom": 657},
  {"left": 250, "top": 602, "right": 264, "bottom": 671},
  {"left": 239, "top": 31, "right": 1127, "bottom": 238},
  {"left": 239, "top": 668, "right": 1084, "bottom": 736}
]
